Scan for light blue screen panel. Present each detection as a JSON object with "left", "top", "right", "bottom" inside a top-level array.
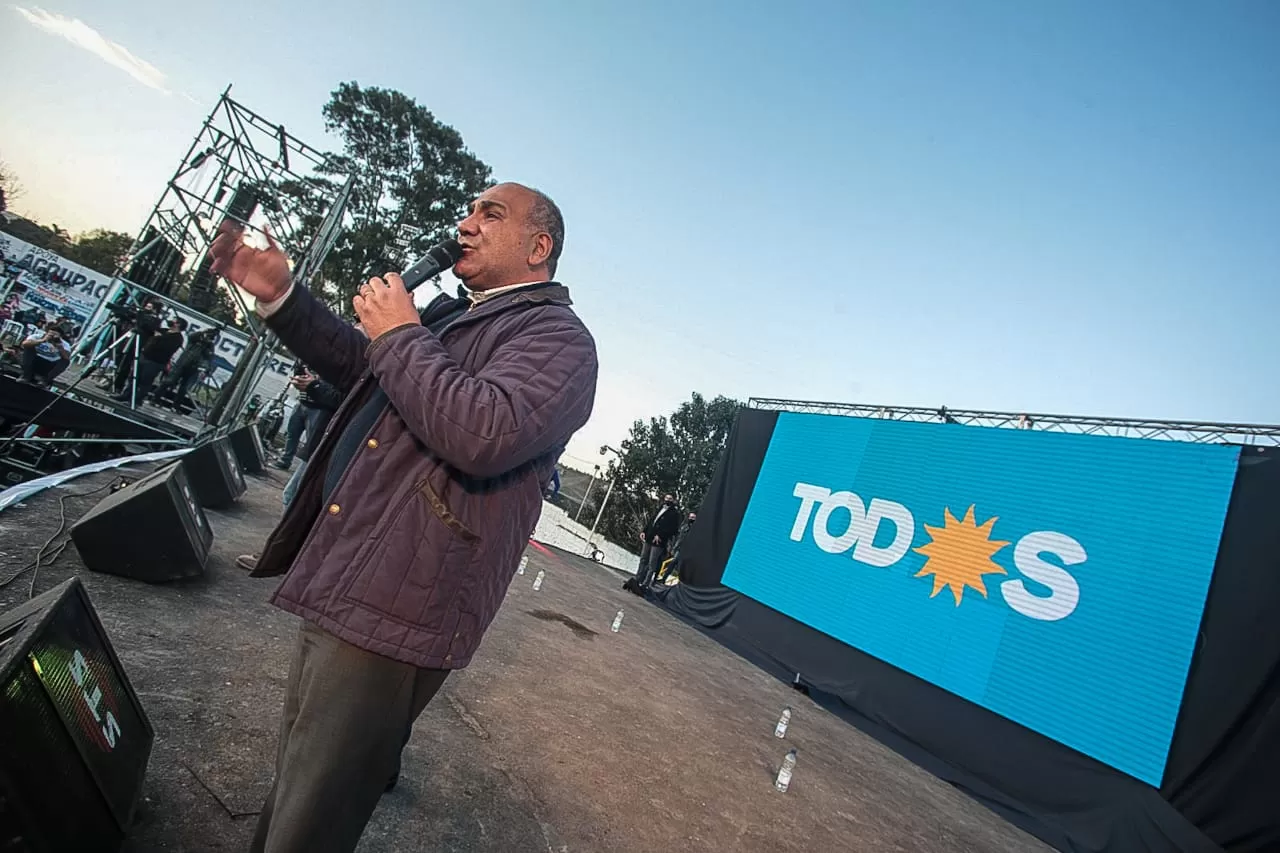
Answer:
[{"left": 722, "top": 413, "right": 1239, "bottom": 785}]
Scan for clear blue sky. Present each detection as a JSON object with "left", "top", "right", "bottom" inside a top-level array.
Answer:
[{"left": 2, "top": 1, "right": 1277, "bottom": 464}]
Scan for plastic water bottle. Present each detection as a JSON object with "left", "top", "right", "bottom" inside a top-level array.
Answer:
[
  {"left": 774, "top": 749, "right": 797, "bottom": 792},
  {"left": 774, "top": 706, "right": 792, "bottom": 738},
  {"left": 532, "top": 569, "right": 545, "bottom": 591},
  {"left": 611, "top": 610, "right": 624, "bottom": 632},
  {"left": 517, "top": 555, "right": 528, "bottom": 575}
]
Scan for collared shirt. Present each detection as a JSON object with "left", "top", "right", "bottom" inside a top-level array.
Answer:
[{"left": 463, "top": 280, "right": 549, "bottom": 306}]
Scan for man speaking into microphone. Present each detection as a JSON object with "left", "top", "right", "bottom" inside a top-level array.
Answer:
[{"left": 209, "top": 182, "right": 598, "bottom": 853}]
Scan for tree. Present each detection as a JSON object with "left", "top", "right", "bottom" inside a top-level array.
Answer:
[
  {"left": 0, "top": 158, "right": 24, "bottom": 212},
  {"left": 313, "top": 82, "right": 493, "bottom": 315},
  {"left": 205, "top": 284, "right": 245, "bottom": 328},
  {"left": 63, "top": 229, "right": 133, "bottom": 275},
  {"left": 0, "top": 216, "right": 71, "bottom": 254},
  {"left": 584, "top": 393, "right": 744, "bottom": 550}
]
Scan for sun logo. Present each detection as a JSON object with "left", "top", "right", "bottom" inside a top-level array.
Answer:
[{"left": 913, "top": 505, "right": 1010, "bottom": 605}]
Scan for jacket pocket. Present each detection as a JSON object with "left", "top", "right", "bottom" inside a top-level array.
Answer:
[
  {"left": 339, "top": 480, "right": 481, "bottom": 627},
  {"left": 419, "top": 480, "right": 480, "bottom": 543}
]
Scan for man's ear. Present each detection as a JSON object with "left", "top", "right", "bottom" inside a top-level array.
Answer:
[{"left": 528, "top": 233, "right": 554, "bottom": 268}]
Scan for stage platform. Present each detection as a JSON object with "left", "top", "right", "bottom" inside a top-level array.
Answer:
[
  {"left": 0, "top": 470, "right": 1049, "bottom": 853},
  {"left": 47, "top": 364, "right": 210, "bottom": 438},
  {"left": 0, "top": 373, "right": 185, "bottom": 444}
]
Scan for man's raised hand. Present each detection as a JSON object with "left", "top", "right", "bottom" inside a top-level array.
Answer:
[{"left": 209, "top": 221, "right": 293, "bottom": 304}]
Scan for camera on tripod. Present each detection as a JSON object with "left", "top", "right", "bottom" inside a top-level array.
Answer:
[
  {"left": 104, "top": 301, "right": 163, "bottom": 337},
  {"left": 104, "top": 302, "right": 140, "bottom": 323}
]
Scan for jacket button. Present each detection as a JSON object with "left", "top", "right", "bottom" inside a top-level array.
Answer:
[
  {"left": 453, "top": 631, "right": 461, "bottom": 639},
  {"left": 328, "top": 504, "right": 341, "bottom": 515},
  {"left": 444, "top": 654, "right": 452, "bottom": 662},
  {"left": 366, "top": 438, "right": 378, "bottom": 449}
]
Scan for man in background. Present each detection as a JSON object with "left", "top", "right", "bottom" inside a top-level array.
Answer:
[
  {"left": 656, "top": 511, "right": 697, "bottom": 584},
  {"left": 281, "top": 371, "right": 342, "bottom": 503},
  {"left": 19, "top": 319, "right": 70, "bottom": 385},
  {"left": 155, "top": 325, "right": 219, "bottom": 411},
  {"left": 112, "top": 299, "right": 163, "bottom": 395},
  {"left": 677, "top": 511, "right": 697, "bottom": 553},
  {"left": 275, "top": 365, "right": 337, "bottom": 471},
  {"left": 117, "top": 316, "right": 186, "bottom": 404},
  {"left": 237, "top": 372, "right": 343, "bottom": 573},
  {"left": 630, "top": 493, "right": 682, "bottom": 591}
]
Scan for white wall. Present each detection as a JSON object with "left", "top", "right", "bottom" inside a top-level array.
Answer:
[{"left": 532, "top": 500, "right": 637, "bottom": 574}]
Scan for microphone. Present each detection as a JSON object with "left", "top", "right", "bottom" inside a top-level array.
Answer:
[{"left": 399, "top": 239, "right": 464, "bottom": 292}]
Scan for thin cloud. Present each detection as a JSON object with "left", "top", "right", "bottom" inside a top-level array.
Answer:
[{"left": 14, "top": 6, "right": 171, "bottom": 94}]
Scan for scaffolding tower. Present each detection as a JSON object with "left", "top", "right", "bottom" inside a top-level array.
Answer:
[
  {"left": 127, "top": 86, "right": 350, "bottom": 298},
  {"left": 80, "top": 86, "right": 353, "bottom": 430}
]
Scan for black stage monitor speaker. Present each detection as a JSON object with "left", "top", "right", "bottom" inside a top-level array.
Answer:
[
  {"left": 70, "top": 462, "right": 213, "bottom": 582},
  {"left": 182, "top": 437, "right": 246, "bottom": 508},
  {"left": 0, "top": 577, "right": 154, "bottom": 852},
  {"left": 227, "top": 423, "right": 265, "bottom": 474}
]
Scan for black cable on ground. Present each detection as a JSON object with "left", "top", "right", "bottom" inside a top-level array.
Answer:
[{"left": 0, "top": 478, "right": 127, "bottom": 597}]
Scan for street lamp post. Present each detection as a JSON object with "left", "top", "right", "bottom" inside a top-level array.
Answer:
[
  {"left": 574, "top": 464, "right": 599, "bottom": 523},
  {"left": 587, "top": 477, "right": 616, "bottom": 547},
  {"left": 585, "top": 445, "right": 622, "bottom": 557}
]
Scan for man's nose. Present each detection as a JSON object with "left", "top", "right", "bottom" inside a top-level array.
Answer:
[{"left": 457, "top": 214, "right": 478, "bottom": 235}]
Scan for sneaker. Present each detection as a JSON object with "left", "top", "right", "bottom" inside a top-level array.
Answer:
[
  {"left": 235, "top": 554, "right": 259, "bottom": 572},
  {"left": 273, "top": 460, "right": 292, "bottom": 471}
]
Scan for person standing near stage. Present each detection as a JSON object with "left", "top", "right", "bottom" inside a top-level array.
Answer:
[
  {"left": 278, "top": 372, "right": 342, "bottom": 505},
  {"left": 631, "top": 493, "right": 682, "bottom": 590},
  {"left": 116, "top": 316, "right": 186, "bottom": 405},
  {"left": 676, "top": 511, "right": 697, "bottom": 553},
  {"left": 274, "top": 366, "right": 336, "bottom": 471},
  {"left": 656, "top": 510, "right": 698, "bottom": 583},
  {"left": 155, "top": 325, "right": 219, "bottom": 411},
  {"left": 236, "top": 372, "right": 344, "bottom": 572},
  {"left": 209, "top": 181, "right": 597, "bottom": 853},
  {"left": 19, "top": 320, "right": 70, "bottom": 385},
  {"left": 112, "top": 299, "right": 163, "bottom": 394}
]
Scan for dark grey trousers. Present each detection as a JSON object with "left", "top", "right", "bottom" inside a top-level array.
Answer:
[
  {"left": 633, "top": 540, "right": 667, "bottom": 587},
  {"left": 250, "top": 621, "right": 450, "bottom": 853}
]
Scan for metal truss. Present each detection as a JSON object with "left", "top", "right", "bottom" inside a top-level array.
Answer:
[
  {"left": 748, "top": 398, "right": 1280, "bottom": 447},
  {"left": 6, "top": 88, "right": 356, "bottom": 473},
  {"left": 114, "top": 85, "right": 353, "bottom": 316},
  {"left": 54, "top": 86, "right": 360, "bottom": 438}
]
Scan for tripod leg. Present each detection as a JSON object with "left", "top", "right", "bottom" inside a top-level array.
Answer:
[{"left": 127, "top": 335, "right": 141, "bottom": 408}]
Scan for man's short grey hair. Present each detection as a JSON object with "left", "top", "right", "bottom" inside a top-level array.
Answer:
[{"left": 526, "top": 187, "right": 564, "bottom": 278}]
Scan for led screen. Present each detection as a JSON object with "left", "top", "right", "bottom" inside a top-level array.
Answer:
[{"left": 722, "top": 413, "right": 1239, "bottom": 785}]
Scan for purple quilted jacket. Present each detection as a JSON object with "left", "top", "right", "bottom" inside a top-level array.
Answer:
[{"left": 251, "top": 283, "right": 597, "bottom": 669}]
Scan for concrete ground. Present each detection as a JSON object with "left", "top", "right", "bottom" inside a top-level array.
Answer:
[{"left": 0, "top": 465, "right": 1050, "bottom": 853}]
